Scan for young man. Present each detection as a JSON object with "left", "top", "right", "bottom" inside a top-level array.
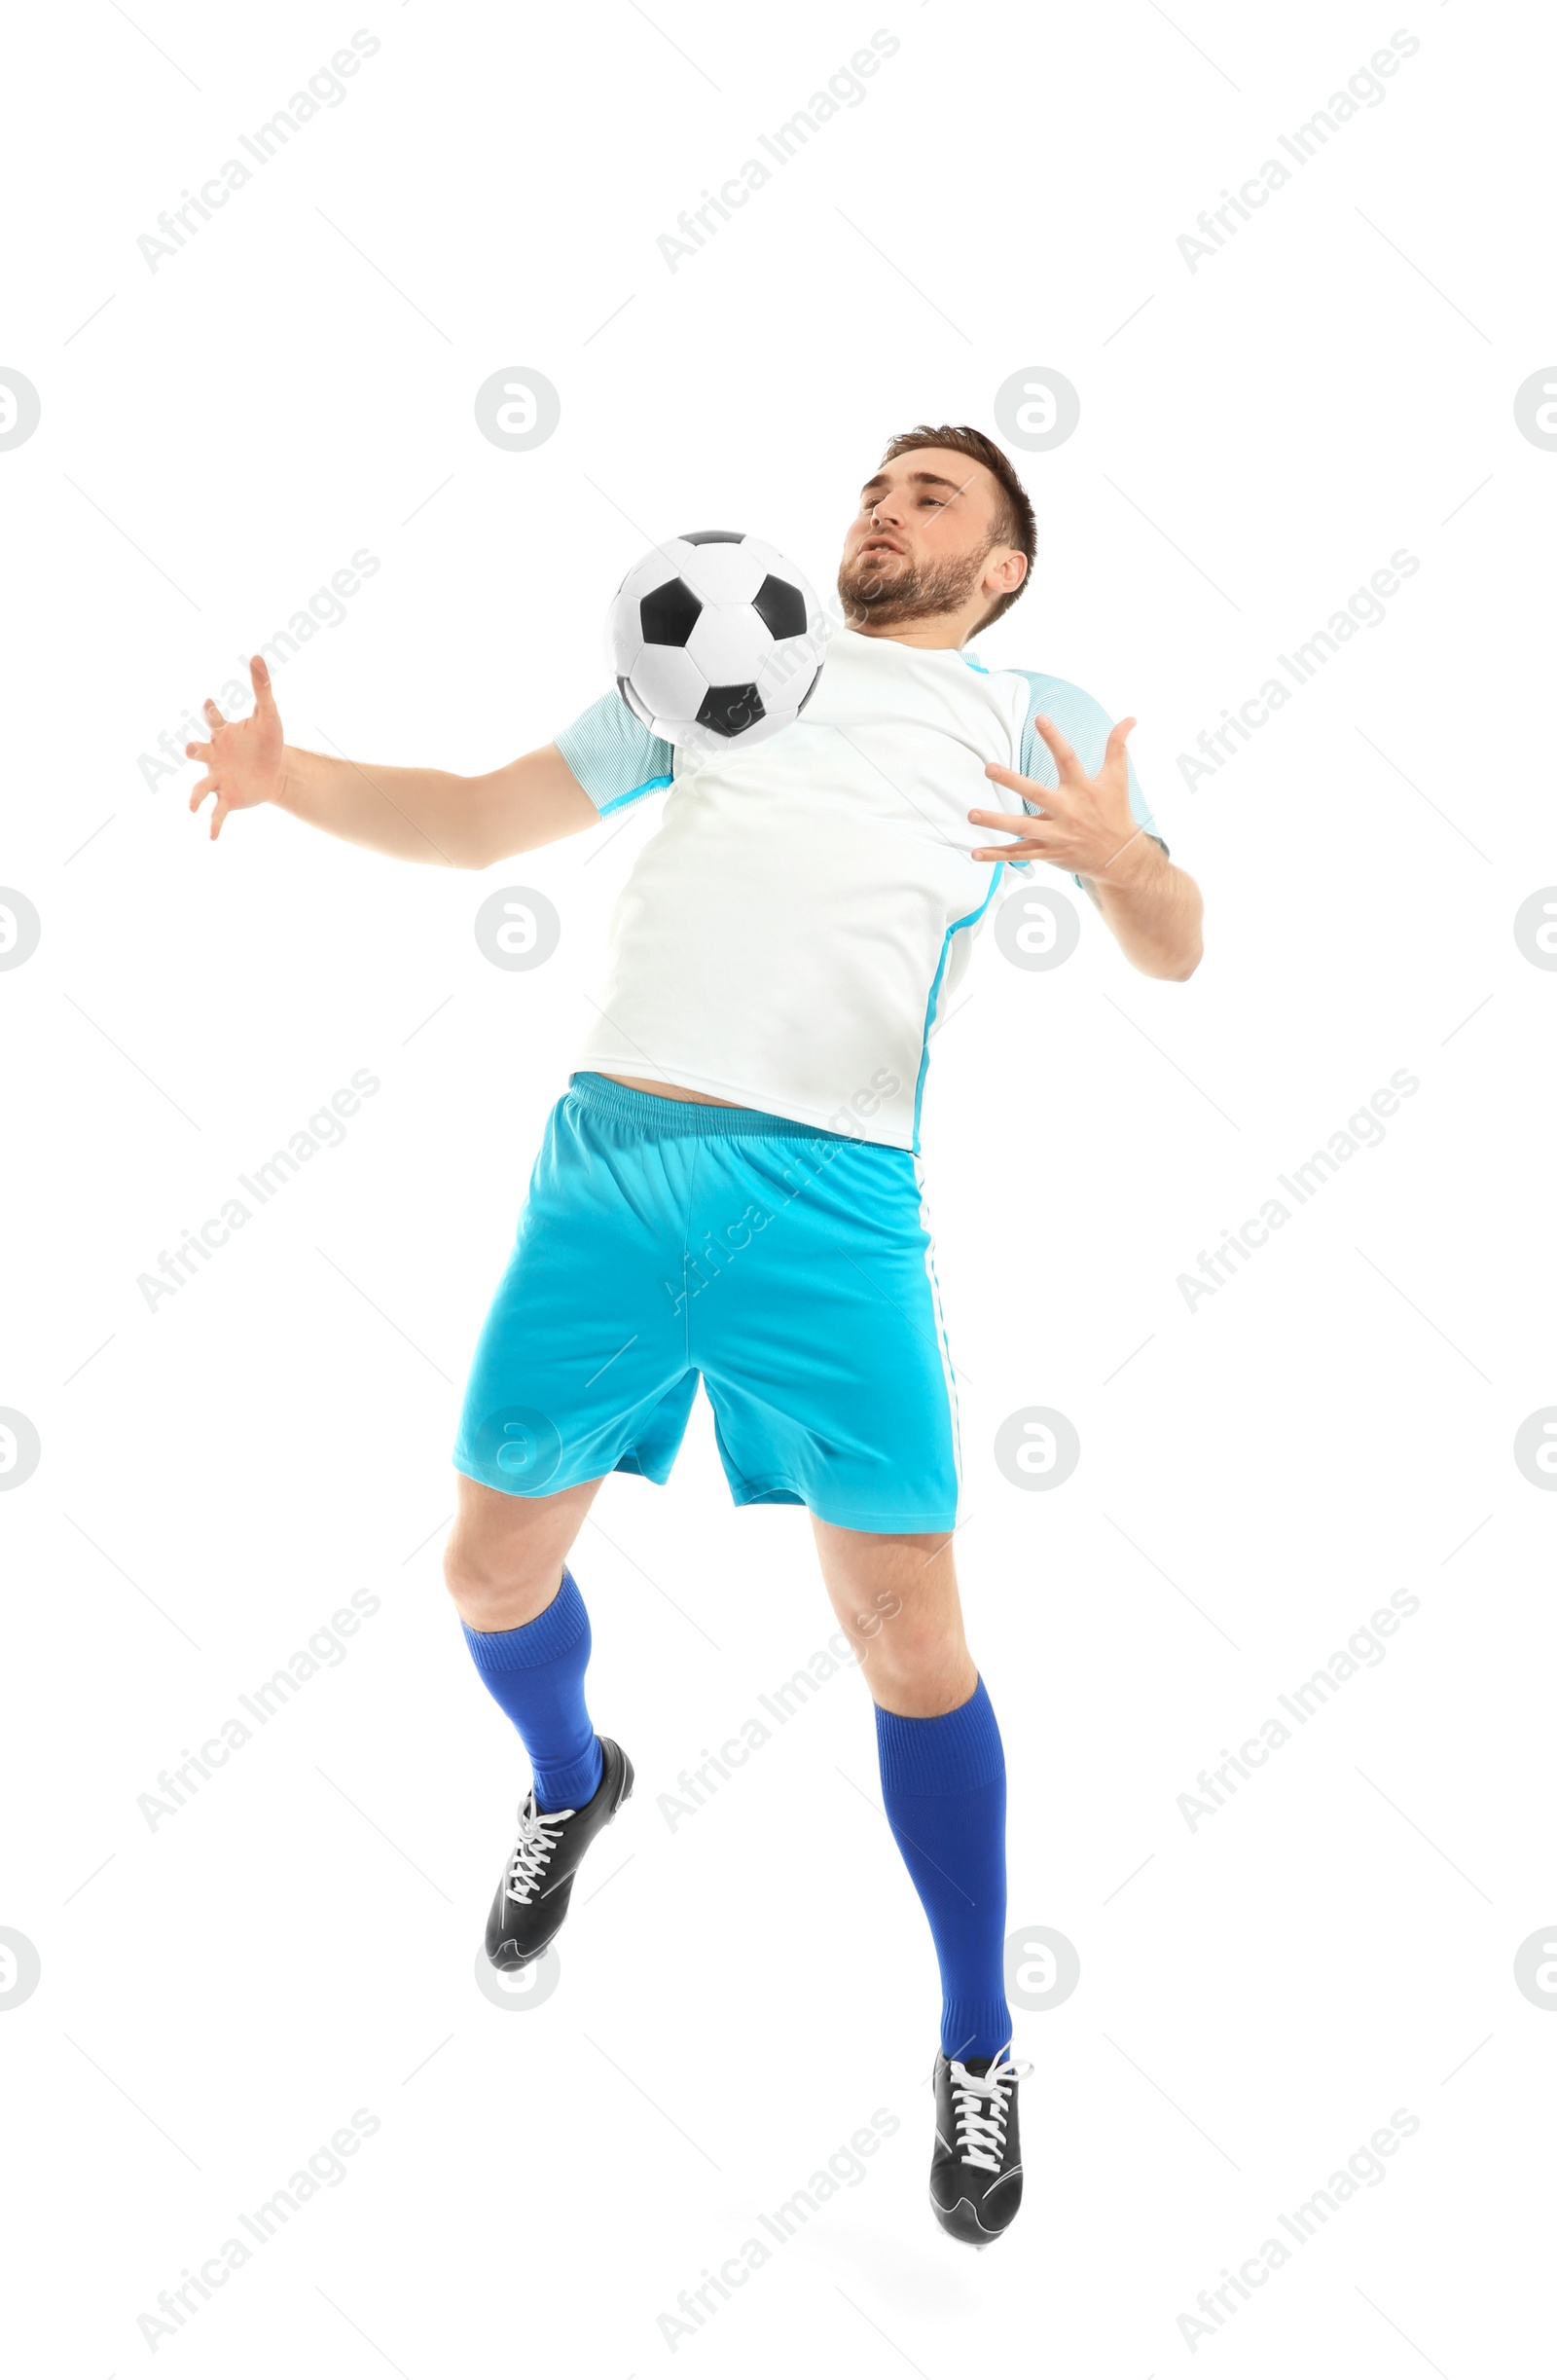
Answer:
[{"left": 185, "top": 423, "right": 1203, "bottom": 2246}]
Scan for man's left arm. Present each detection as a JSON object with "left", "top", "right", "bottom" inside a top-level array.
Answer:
[{"left": 971, "top": 712, "right": 1204, "bottom": 982}]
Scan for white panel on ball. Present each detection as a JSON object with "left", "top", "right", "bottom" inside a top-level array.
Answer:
[
  {"left": 608, "top": 616, "right": 645, "bottom": 680},
  {"left": 685, "top": 607, "right": 774, "bottom": 687},
  {"left": 675, "top": 538, "right": 768, "bottom": 606},
  {"left": 619, "top": 547, "right": 690, "bottom": 606},
  {"left": 630, "top": 643, "right": 708, "bottom": 726}
]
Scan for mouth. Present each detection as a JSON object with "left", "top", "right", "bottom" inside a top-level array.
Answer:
[{"left": 859, "top": 536, "right": 904, "bottom": 559}]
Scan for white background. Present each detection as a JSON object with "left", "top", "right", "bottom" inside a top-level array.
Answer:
[{"left": 2, "top": 0, "right": 1553, "bottom": 2370}]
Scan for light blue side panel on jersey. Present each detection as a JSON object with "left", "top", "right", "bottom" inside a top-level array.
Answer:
[
  {"left": 911, "top": 862, "right": 1006, "bottom": 1156},
  {"left": 555, "top": 690, "right": 674, "bottom": 815},
  {"left": 1012, "top": 671, "right": 1161, "bottom": 843}
]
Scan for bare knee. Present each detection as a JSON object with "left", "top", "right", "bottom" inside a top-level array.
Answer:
[
  {"left": 859, "top": 1614, "right": 976, "bottom": 1716},
  {"left": 811, "top": 1521, "right": 976, "bottom": 1717},
  {"left": 443, "top": 1532, "right": 561, "bottom": 1632},
  {"left": 442, "top": 1473, "right": 599, "bottom": 1632}
]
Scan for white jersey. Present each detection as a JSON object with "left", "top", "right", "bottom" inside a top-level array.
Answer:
[{"left": 555, "top": 627, "right": 1162, "bottom": 1153}]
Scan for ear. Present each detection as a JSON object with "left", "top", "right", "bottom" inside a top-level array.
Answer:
[{"left": 985, "top": 547, "right": 1028, "bottom": 596}]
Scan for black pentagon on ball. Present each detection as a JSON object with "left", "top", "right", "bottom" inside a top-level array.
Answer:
[
  {"left": 696, "top": 682, "right": 766, "bottom": 738},
  {"left": 639, "top": 575, "right": 703, "bottom": 646},
  {"left": 751, "top": 573, "right": 808, "bottom": 641},
  {"left": 795, "top": 666, "right": 821, "bottom": 714},
  {"left": 678, "top": 530, "right": 744, "bottom": 544}
]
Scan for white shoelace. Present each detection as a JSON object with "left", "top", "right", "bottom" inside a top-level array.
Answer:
[
  {"left": 504, "top": 1790, "right": 576, "bottom": 1905},
  {"left": 947, "top": 2049, "right": 1033, "bottom": 2172}
]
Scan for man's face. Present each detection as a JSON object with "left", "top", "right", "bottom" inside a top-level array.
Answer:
[{"left": 837, "top": 448, "right": 1018, "bottom": 630}]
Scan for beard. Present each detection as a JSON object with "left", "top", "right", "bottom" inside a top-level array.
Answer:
[{"left": 836, "top": 537, "right": 992, "bottom": 629}]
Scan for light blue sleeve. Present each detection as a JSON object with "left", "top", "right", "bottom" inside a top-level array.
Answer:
[
  {"left": 554, "top": 691, "right": 674, "bottom": 817},
  {"left": 1011, "top": 670, "right": 1167, "bottom": 885}
]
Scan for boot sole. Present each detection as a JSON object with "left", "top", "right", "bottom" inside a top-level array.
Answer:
[{"left": 928, "top": 2188, "right": 1009, "bottom": 2247}]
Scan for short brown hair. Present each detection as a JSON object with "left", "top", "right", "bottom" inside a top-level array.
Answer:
[{"left": 877, "top": 421, "right": 1036, "bottom": 629}]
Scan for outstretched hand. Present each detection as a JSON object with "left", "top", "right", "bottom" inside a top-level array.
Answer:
[
  {"left": 969, "top": 713, "right": 1152, "bottom": 884},
  {"left": 185, "top": 655, "right": 286, "bottom": 840}
]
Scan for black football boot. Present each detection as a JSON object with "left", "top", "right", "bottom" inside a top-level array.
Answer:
[
  {"left": 484, "top": 1737, "right": 634, "bottom": 1971},
  {"left": 928, "top": 2045, "right": 1032, "bottom": 2246}
]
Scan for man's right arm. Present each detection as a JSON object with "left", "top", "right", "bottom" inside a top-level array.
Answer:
[
  {"left": 187, "top": 654, "right": 599, "bottom": 867},
  {"left": 273, "top": 739, "right": 598, "bottom": 869}
]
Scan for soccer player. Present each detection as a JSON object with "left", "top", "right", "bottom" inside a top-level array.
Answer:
[{"left": 185, "top": 422, "right": 1203, "bottom": 2245}]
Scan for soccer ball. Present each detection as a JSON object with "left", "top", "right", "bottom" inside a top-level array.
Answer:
[{"left": 607, "top": 531, "right": 829, "bottom": 752}]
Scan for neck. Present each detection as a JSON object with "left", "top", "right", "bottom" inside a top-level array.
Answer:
[{"left": 847, "top": 612, "right": 971, "bottom": 650}]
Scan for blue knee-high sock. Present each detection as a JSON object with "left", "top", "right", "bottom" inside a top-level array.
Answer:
[
  {"left": 462, "top": 1567, "right": 603, "bottom": 1813},
  {"left": 875, "top": 1675, "right": 1012, "bottom": 2061}
]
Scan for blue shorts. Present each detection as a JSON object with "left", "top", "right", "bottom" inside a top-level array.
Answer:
[{"left": 453, "top": 1073, "right": 961, "bottom": 1532}]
